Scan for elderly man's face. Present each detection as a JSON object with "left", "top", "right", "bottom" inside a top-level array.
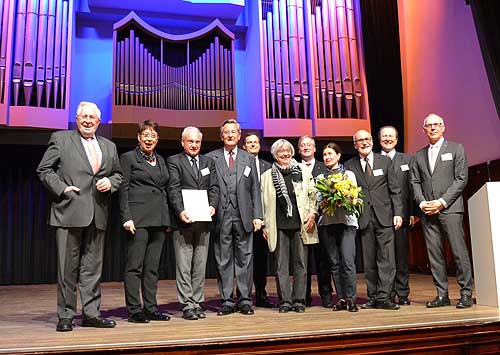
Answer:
[
  {"left": 379, "top": 127, "right": 398, "bottom": 153},
  {"left": 220, "top": 123, "right": 241, "bottom": 151},
  {"left": 182, "top": 130, "right": 202, "bottom": 157},
  {"left": 353, "top": 130, "right": 373, "bottom": 158},
  {"left": 76, "top": 106, "right": 100, "bottom": 138},
  {"left": 298, "top": 137, "right": 316, "bottom": 161},
  {"left": 276, "top": 146, "right": 293, "bottom": 166},
  {"left": 423, "top": 115, "right": 445, "bottom": 144}
]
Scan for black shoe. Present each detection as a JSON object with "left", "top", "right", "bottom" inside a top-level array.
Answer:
[
  {"left": 321, "top": 297, "right": 333, "bottom": 308},
  {"left": 255, "top": 299, "right": 276, "bottom": 308},
  {"left": 456, "top": 295, "right": 473, "bottom": 309},
  {"left": 56, "top": 318, "right": 73, "bottom": 332},
  {"left": 426, "top": 296, "right": 451, "bottom": 308},
  {"left": 376, "top": 300, "right": 400, "bottom": 310},
  {"left": 361, "top": 298, "right": 377, "bottom": 309},
  {"left": 82, "top": 316, "right": 116, "bottom": 328},
  {"left": 194, "top": 307, "right": 206, "bottom": 319},
  {"left": 293, "top": 304, "right": 306, "bottom": 313},
  {"left": 332, "top": 299, "right": 347, "bottom": 311},
  {"left": 128, "top": 312, "right": 150, "bottom": 323},
  {"left": 239, "top": 304, "right": 255, "bottom": 315},
  {"left": 305, "top": 295, "right": 312, "bottom": 307},
  {"left": 398, "top": 296, "right": 411, "bottom": 306},
  {"left": 347, "top": 300, "right": 359, "bottom": 312},
  {"left": 278, "top": 304, "right": 292, "bottom": 313},
  {"left": 183, "top": 309, "right": 199, "bottom": 320},
  {"left": 144, "top": 310, "right": 170, "bottom": 321},
  {"left": 217, "top": 305, "right": 234, "bottom": 316}
]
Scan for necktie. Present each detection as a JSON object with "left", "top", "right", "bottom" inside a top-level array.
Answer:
[
  {"left": 364, "top": 157, "right": 372, "bottom": 177},
  {"left": 228, "top": 151, "right": 234, "bottom": 170},
  {"left": 87, "top": 138, "right": 100, "bottom": 174},
  {"left": 429, "top": 146, "right": 438, "bottom": 173},
  {"left": 191, "top": 157, "right": 199, "bottom": 179}
]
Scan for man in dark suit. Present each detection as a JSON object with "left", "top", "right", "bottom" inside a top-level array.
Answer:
[
  {"left": 345, "top": 130, "right": 403, "bottom": 310},
  {"left": 242, "top": 132, "right": 275, "bottom": 308},
  {"left": 298, "top": 135, "right": 333, "bottom": 308},
  {"left": 37, "top": 102, "right": 123, "bottom": 331},
  {"left": 167, "top": 127, "right": 219, "bottom": 320},
  {"left": 379, "top": 126, "right": 418, "bottom": 306},
  {"left": 206, "top": 119, "right": 263, "bottom": 316},
  {"left": 411, "top": 113, "right": 473, "bottom": 309}
]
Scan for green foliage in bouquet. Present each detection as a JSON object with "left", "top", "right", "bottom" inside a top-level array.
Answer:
[{"left": 315, "top": 172, "right": 364, "bottom": 218}]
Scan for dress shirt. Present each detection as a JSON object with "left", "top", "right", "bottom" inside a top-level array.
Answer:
[
  {"left": 80, "top": 135, "right": 102, "bottom": 169},
  {"left": 381, "top": 149, "right": 396, "bottom": 160},
  {"left": 224, "top": 146, "right": 238, "bottom": 167},
  {"left": 301, "top": 159, "right": 315, "bottom": 174},
  {"left": 360, "top": 151, "right": 374, "bottom": 173}
]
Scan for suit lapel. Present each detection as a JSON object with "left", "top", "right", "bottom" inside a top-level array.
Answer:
[
  {"left": 353, "top": 157, "right": 369, "bottom": 187},
  {"left": 236, "top": 151, "right": 245, "bottom": 183},
  {"left": 180, "top": 154, "right": 199, "bottom": 184},
  {"left": 432, "top": 140, "right": 448, "bottom": 174},
  {"left": 214, "top": 149, "right": 228, "bottom": 184},
  {"left": 72, "top": 131, "right": 93, "bottom": 173}
]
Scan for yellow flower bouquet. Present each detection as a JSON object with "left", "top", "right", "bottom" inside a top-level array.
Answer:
[{"left": 315, "top": 172, "right": 364, "bottom": 218}]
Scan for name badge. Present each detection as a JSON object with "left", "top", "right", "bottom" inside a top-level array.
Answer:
[
  {"left": 316, "top": 173, "right": 325, "bottom": 179},
  {"left": 200, "top": 167, "right": 210, "bottom": 176},
  {"left": 373, "top": 169, "right": 384, "bottom": 176},
  {"left": 441, "top": 153, "right": 452, "bottom": 161},
  {"left": 400, "top": 164, "right": 409, "bottom": 171},
  {"left": 244, "top": 166, "right": 251, "bottom": 177}
]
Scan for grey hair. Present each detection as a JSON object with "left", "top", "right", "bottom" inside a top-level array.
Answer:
[
  {"left": 423, "top": 113, "right": 445, "bottom": 127},
  {"left": 182, "top": 126, "right": 203, "bottom": 139},
  {"left": 76, "top": 101, "right": 101, "bottom": 120},
  {"left": 220, "top": 119, "right": 241, "bottom": 134},
  {"left": 298, "top": 135, "right": 315, "bottom": 147},
  {"left": 378, "top": 125, "right": 398, "bottom": 139},
  {"left": 270, "top": 139, "right": 295, "bottom": 159}
]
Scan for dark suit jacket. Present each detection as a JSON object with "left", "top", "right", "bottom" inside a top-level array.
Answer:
[
  {"left": 258, "top": 157, "right": 272, "bottom": 176},
  {"left": 411, "top": 140, "right": 468, "bottom": 214},
  {"left": 345, "top": 153, "right": 403, "bottom": 229},
  {"left": 166, "top": 153, "right": 219, "bottom": 229},
  {"left": 389, "top": 152, "right": 416, "bottom": 220},
  {"left": 37, "top": 130, "right": 123, "bottom": 230},
  {"left": 206, "top": 148, "right": 263, "bottom": 233},
  {"left": 310, "top": 159, "right": 327, "bottom": 178},
  {"left": 119, "top": 149, "right": 170, "bottom": 228}
]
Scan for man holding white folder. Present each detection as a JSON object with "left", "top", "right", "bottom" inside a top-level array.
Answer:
[{"left": 167, "top": 126, "right": 219, "bottom": 320}]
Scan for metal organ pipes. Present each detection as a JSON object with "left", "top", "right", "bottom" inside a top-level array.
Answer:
[
  {"left": 112, "top": 13, "right": 235, "bottom": 116},
  {"left": 260, "top": 0, "right": 367, "bottom": 120}
]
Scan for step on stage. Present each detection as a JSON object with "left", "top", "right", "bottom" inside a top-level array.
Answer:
[{"left": 1, "top": 274, "right": 500, "bottom": 355}]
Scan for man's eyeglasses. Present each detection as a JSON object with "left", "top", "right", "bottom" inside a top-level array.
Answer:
[
  {"left": 141, "top": 133, "right": 158, "bottom": 139},
  {"left": 354, "top": 137, "right": 372, "bottom": 143},
  {"left": 77, "top": 114, "right": 98, "bottom": 121},
  {"left": 424, "top": 123, "right": 443, "bottom": 129}
]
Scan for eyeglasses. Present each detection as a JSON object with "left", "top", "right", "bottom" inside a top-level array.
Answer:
[
  {"left": 424, "top": 123, "right": 443, "bottom": 129},
  {"left": 222, "top": 130, "right": 239, "bottom": 135},
  {"left": 141, "top": 133, "right": 158, "bottom": 139},
  {"left": 354, "top": 137, "right": 372, "bottom": 143}
]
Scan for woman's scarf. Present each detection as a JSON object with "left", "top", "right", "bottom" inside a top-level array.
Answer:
[{"left": 271, "top": 159, "right": 302, "bottom": 218}]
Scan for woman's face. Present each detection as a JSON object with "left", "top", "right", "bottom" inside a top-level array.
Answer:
[
  {"left": 137, "top": 127, "right": 159, "bottom": 155},
  {"left": 276, "top": 146, "right": 293, "bottom": 166},
  {"left": 323, "top": 147, "right": 341, "bottom": 169}
]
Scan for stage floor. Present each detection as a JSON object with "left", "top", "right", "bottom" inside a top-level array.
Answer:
[{"left": 1, "top": 274, "right": 499, "bottom": 354}]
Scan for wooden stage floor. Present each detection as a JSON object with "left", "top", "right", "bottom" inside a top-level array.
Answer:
[{"left": 1, "top": 274, "right": 500, "bottom": 355}]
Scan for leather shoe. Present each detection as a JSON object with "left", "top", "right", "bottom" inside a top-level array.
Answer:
[
  {"left": 128, "top": 312, "right": 149, "bottom": 323},
  {"left": 398, "top": 296, "right": 411, "bottom": 306},
  {"left": 239, "top": 304, "right": 255, "bottom": 315},
  {"left": 144, "top": 310, "right": 170, "bottom": 321},
  {"left": 305, "top": 295, "right": 312, "bottom": 307},
  {"left": 347, "top": 300, "right": 359, "bottom": 312},
  {"left": 293, "top": 304, "right": 306, "bottom": 313},
  {"left": 426, "top": 296, "right": 451, "bottom": 308},
  {"left": 82, "top": 316, "right": 116, "bottom": 328},
  {"left": 278, "top": 304, "right": 292, "bottom": 313},
  {"left": 456, "top": 295, "right": 473, "bottom": 309},
  {"left": 56, "top": 318, "right": 73, "bottom": 332},
  {"left": 332, "top": 299, "right": 347, "bottom": 311},
  {"left": 183, "top": 309, "right": 198, "bottom": 320},
  {"left": 361, "top": 298, "right": 377, "bottom": 309},
  {"left": 217, "top": 305, "right": 234, "bottom": 316},
  {"left": 194, "top": 307, "right": 206, "bottom": 319},
  {"left": 376, "top": 300, "right": 400, "bottom": 310},
  {"left": 256, "top": 299, "right": 276, "bottom": 308},
  {"left": 321, "top": 297, "right": 333, "bottom": 308}
]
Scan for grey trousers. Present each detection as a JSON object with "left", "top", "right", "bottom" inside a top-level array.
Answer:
[
  {"left": 275, "top": 229, "right": 308, "bottom": 307},
  {"left": 421, "top": 213, "right": 473, "bottom": 297},
  {"left": 215, "top": 205, "right": 253, "bottom": 308},
  {"left": 124, "top": 227, "right": 165, "bottom": 314},
  {"left": 55, "top": 224, "right": 104, "bottom": 320},
  {"left": 173, "top": 224, "right": 210, "bottom": 311}
]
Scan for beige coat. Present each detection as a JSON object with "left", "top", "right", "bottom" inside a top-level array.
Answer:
[{"left": 261, "top": 165, "right": 319, "bottom": 252}]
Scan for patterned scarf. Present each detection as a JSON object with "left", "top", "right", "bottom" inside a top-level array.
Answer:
[
  {"left": 136, "top": 146, "right": 157, "bottom": 162},
  {"left": 271, "top": 159, "right": 302, "bottom": 218}
]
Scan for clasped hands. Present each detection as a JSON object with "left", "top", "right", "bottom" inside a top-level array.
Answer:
[{"left": 420, "top": 200, "right": 444, "bottom": 216}]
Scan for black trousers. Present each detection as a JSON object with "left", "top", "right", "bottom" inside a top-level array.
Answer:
[
  {"left": 392, "top": 224, "right": 410, "bottom": 298},
  {"left": 306, "top": 243, "right": 333, "bottom": 303}
]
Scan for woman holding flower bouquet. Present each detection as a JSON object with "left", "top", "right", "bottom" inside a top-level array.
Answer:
[
  {"left": 316, "top": 143, "right": 362, "bottom": 312},
  {"left": 261, "top": 139, "right": 319, "bottom": 313}
]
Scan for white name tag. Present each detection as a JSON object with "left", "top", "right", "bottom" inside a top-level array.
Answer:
[
  {"left": 441, "top": 153, "right": 452, "bottom": 161},
  {"left": 200, "top": 167, "right": 210, "bottom": 176},
  {"left": 316, "top": 173, "right": 325, "bottom": 179},
  {"left": 244, "top": 166, "right": 251, "bottom": 177},
  {"left": 373, "top": 169, "right": 384, "bottom": 176},
  {"left": 400, "top": 164, "right": 409, "bottom": 171}
]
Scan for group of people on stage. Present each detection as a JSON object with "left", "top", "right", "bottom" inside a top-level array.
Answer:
[{"left": 37, "top": 102, "right": 473, "bottom": 332}]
